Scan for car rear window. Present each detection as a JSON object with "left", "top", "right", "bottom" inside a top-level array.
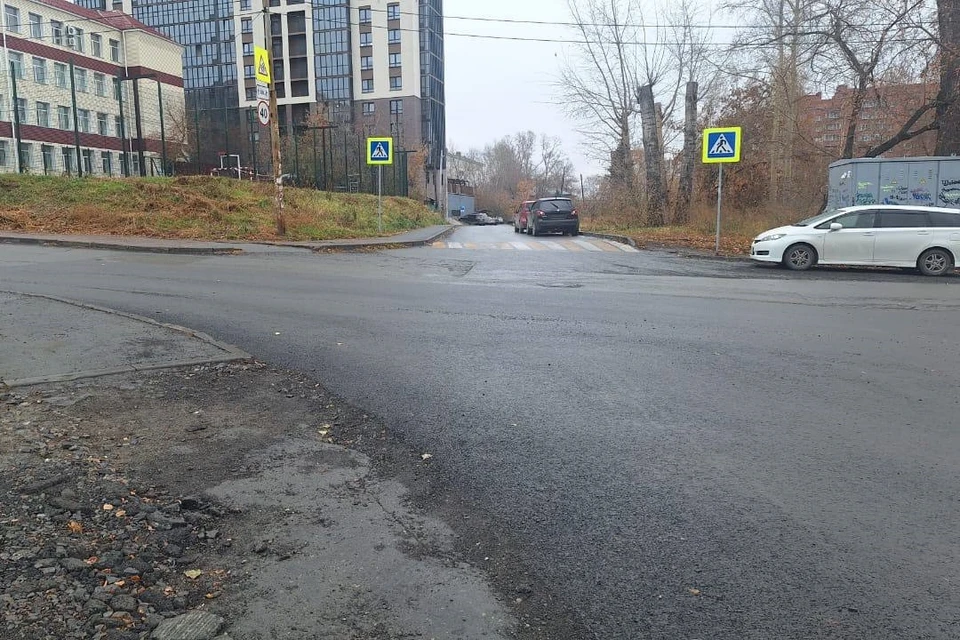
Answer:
[
  {"left": 878, "top": 211, "right": 930, "bottom": 228},
  {"left": 537, "top": 199, "right": 574, "bottom": 212},
  {"left": 928, "top": 210, "right": 960, "bottom": 227}
]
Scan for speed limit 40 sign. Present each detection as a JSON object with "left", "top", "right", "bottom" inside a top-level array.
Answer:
[{"left": 257, "top": 100, "right": 270, "bottom": 126}]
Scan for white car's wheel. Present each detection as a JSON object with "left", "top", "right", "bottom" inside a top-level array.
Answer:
[
  {"left": 783, "top": 243, "right": 817, "bottom": 271},
  {"left": 917, "top": 248, "right": 954, "bottom": 276}
]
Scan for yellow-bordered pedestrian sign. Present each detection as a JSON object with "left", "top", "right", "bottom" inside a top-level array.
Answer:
[
  {"left": 254, "top": 46, "right": 271, "bottom": 84},
  {"left": 702, "top": 127, "right": 742, "bottom": 164},
  {"left": 366, "top": 137, "right": 393, "bottom": 165}
]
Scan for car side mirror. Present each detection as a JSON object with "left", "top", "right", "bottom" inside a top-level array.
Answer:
[{"left": 829, "top": 222, "right": 843, "bottom": 231}]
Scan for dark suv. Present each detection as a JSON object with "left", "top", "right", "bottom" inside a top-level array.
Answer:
[{"left": 526, "top": 198, "right": 579, "bottom": 236}]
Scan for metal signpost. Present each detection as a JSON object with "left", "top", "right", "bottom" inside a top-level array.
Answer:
[
  {"left": 702, "top": 126, "right": 742, "bottom": 254},
  {"left": 255, "top": 40, "right": 285, "bottom": 235},
  {"left": 366, "top": 137, "right": 393, "bottom": 233}
]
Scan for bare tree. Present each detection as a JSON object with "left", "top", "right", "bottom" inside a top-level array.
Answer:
[
  {"left": 560, "top": 0, "right": 641, "bottom": 193},
  {"left": 935, "top": 0, "right": 960, "bottom": 154}
]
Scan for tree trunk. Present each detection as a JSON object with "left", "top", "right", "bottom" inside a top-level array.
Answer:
[
  {"left": 936, "top": 0, "right": 960, "bottom": 155},
  {"left": 638, "top": 84, "right": 666, "bottom": 225},
  {"left": 608, "top": 114, "right": 634, "bottom": 193},
  {"left": 674, "top": 81, "right": 698, "bottom": 225},
  {"left": 841, "top": 79, "right": 867, "bottom": 159}
]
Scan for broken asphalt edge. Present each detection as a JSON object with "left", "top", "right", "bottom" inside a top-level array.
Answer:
[
  {"left": 0, "top": 290, "right": 252, "bottom": 389},
  {"left": 305, "top": 224, "right": 456, "bottom": 252}
]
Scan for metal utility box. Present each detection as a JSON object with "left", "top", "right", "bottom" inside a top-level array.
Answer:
[{"left": 827, "top": 157, "right": 960, "bottom": 210}]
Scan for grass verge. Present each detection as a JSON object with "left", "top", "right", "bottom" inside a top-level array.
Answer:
[{"left": 0, "top": 174, "right": 443, "bottom": 241}]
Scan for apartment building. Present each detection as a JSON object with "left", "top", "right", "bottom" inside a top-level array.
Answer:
[
  {"left": 799, "top": 83, "right": 938, "bottom": 158},
  {"left": 80, "top": 0, "right": 445, "bottom": 184},
  {"left": 0, "top": 0, "right": 184, "bottom": 176}
]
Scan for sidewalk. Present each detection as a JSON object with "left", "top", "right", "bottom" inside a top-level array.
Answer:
[
  {"left": 0, "top": 225, "right": 455, "bottom": 256},
  {"left": 0, "top": 291, "right": 249, "bottom": 387}
]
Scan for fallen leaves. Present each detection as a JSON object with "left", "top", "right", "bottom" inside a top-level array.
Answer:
[
  {"left": 102, "top": 504, "right": 114, "bottom": 511},
  {"left": 420, "top": 453, "right": 433, "bottom": 461},
  {"left": 67, "top": 521, "right": 83, "bottom": 534},
  {"left": 688, "top": 588, "right": 702, "bottom": 596},
  {"left": 183, "top": 569, "right": 203, "bottom": 580}
]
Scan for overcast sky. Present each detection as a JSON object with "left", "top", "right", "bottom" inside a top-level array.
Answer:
[{"left": 443, "top": 0, "right": 602, "bottom": 175}]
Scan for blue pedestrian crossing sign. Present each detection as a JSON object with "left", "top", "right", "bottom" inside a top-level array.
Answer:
[
  {"left": 702, "top": 127, "right": 742, "bottom": 164},
  {"left": 366, "top": 137, "right": 393, "bottom": 165}
]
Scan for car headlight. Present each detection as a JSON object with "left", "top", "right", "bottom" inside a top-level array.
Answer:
[{"left": 755, "top": 233, "right": 786, "bottom": 243}]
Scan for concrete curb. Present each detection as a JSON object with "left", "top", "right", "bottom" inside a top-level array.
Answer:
[
  {"left": 581, "top": 231, "right": 639, "bottom": 248},
  {"left": 0, "top": 290, "right": 252, "bottom": 389},
  {"left": 582, "top": 231, "right": 751, "bottom": 262},
  {"left": 0, "top": 234, "right": 244, "bottom": 255},
  {"left": 307, "top": 225, "right": 456, "bottom": 252}
]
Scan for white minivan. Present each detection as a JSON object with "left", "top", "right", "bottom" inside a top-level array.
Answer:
[{"left": 750, "top": 205, "right": 960, "bottom": 276}]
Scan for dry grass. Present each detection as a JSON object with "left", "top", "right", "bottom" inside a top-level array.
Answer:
[
  {"left": 0, "top": 174, "right": 443, "bottom": 241},
  {"left": 582, "top": 203, "right": 806, "bottom": 255}
]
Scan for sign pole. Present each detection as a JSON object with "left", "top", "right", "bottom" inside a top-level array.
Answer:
[
  {"left": 715, "top": 163, "right": 723, "bottom": 255},
  {"left": 377, "top": 164, "right": 383, "bottom": 234},
  {"left": 260, "top": 12, "right": 285, "bottom": 235}
]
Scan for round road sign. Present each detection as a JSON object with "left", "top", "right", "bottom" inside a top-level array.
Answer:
[{"left": 257, "top": 100, "right": 270, "bottom": 126}]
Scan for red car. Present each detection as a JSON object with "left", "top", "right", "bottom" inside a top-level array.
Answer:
[{"left": 513, "top": 200, "right": 536, "bottom": 233}]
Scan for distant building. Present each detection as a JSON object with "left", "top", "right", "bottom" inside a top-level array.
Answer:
[
  {"left": 447, "top": 177, "right": 474, "bottom": 217},
  {"left": 75, "top": 0, "right": 446, "bottom": 187},
  {"left": 0, "top": 0, "right": 184, "bottom": 175},
  {"left": 798, "top": 83, "right": 938, "bottom": 158}
]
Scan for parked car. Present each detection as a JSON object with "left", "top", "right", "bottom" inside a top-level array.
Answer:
[
  {"left": 514, "top": 201, "right": 536, "bottom": 233},
  {"left": 750, "top": 205, "right": 960, "bottom": 276},
  {"left": 477, "top": 213, "right": 497, "bottom": 225},
  {"left": 459, "top": 212, "right": 481, "bottom": 225},
  {"left": 524, "top": 198, "right": 580, "bottom": 236}
]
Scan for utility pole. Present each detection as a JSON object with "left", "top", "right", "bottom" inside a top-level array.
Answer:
[
  {"left": 262, "top": 6, "right": 285, "bottom": 235},
  {"left": 69, "top": 58, "right": 83, "bottom": 177},
  {"left": 132, "top": 78, "right": 146, "bottom": 176},
  {"left": 10, "top": 61, "right": 23, "bottom": 174},
  {"left": 157, "top": 80, "right": 167, "bottom": 175}
]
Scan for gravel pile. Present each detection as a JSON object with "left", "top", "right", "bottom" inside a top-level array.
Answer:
[{"left": 1, "top": 390, "right": 231, "bottom": 640}]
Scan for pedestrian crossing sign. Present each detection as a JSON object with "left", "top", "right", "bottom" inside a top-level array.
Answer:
[
  {"left": 367, "top": 137, "right": 393, "bottom": 165},
  {"left": 254, "top": 46, "right": 270, "bottom": 84},
  {"left": 702, "top": 127, "right": 742, "bottom": 163}
]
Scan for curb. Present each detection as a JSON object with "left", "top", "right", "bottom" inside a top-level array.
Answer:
[
  {"left": 0, "top": 290, "right": 252, "bottom": 389},
  {"left": 582, "top": 231, "right": 751, "bottom": 262},
  {"left": 581, "top": 231, "right": 639, "bottom": 248},
  {"left": 308, "top": 225, "right": 456, "bottom": 253},
  {"left": 0, "top": 235, "right": 244, "bottom": 255}
]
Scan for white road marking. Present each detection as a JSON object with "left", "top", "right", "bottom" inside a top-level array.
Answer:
[
  {"left": 510, "top": 242, "right": 533, "bottom": 251},
  {"left": 447, "top": 242, "right": 463, "bottom": 249},
  {"left": 541, "top": 241, "right": 567, "bottom": 251},
  {"left": 574, "top": 240, "right": 604, "bottom": 252}
]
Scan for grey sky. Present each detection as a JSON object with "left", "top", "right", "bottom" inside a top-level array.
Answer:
[{"left": 443, "top": 0, "right": 601, "bottom": 175}]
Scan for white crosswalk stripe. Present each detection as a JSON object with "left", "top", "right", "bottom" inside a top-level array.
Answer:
[
  {"left": 510, "top": 241, "right": 533, "bottom": 251},
  {"left": 573, "top": 239, "right": 604, "bottom": 252},
  {"left": 430, "top": 237, "right": 639, "bottom": 253},
  {"left": 541, "top": 241, "right": 567, "bottom": 251}
]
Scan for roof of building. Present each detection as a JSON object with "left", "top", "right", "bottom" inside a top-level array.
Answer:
[{"left": 35, "top": 0, "right": 177, "bottom": 44}]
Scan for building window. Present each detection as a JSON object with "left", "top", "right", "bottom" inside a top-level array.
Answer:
[
  {"left": 362, "top": 101, "right": 375, "bottom": 115},
  {"left": 359, "top": 6, "right": 372, "bottom": 23},
  {"left": 15, "top": 98, "right": 27, "bottom": 123},
  {"left": 9, "top": 53, "right": 24, "bottom": 80},
  {"left": 389, "top": 76, "right": 402, "bottom": 91},
  {"left": 94, "top": 73, "right": 106, "bottom": 97},
  {"left": 74, "top": 68, "right": 88, "bottom": 93},
  {"left": 58, "top": 106, "right": 71, "bottom": 130},
  {"left": 828, "top": 109, "right": 840, "bottom": 119},
  {"left": 67, "top": 27, "right": 84, "bottom": 52},
  {"left": 0, "top": 141, "right": 6, "bottom": 166},
  {"left": 97, "top": 113, "right": 109, "bottom": 136},
  {"left": 52, "top": 21, "right": 64, "bottom": 46},
  {"left": 113, "top": 78, "right": 123, "bottom": 100},
  {"left": 241, "top": 18, "right": 253, "bottom": 33},
  {"left": 823, "top": 134, "right": 840, "bottom": 143},
  {"left": 390, "top": 99, "right": 403, "bottom": 115},
  {"left": 388, "top": 29, "right": 401, "bottom": 44},
  {"left": 78, "top": 109, "right": 91, "bottom": 133},
  {"left": 28, "top": 12, "right": 42, "bottom": 39},
  {"left": 360, "top": 55, "right": 373, "bottom": 70},
  {"left": 19, "top": 143, "right": 31, "bottom": 170},
  {"left": 826, "top": 122, "right": 841, "bottom": 131},
  {"left": 389, "top": 53, "right": 401, "bottom": 68},
  {"left": 244, "top": 65, "right": 255, "bottom": 79},
  {"left": 91, "top": 34, "right": 103, "bottom": 58},
  {"left": 35, "top": 102, "right": 50, "bottom": 127},
  {"left": 82, "top": 149, "right": 93, "bottom": 175},
  {"left": 33, "top": 57, "right": 47, "bottom": 84},
  {"left": 110, "top": 39, "right": 121, "bottom": 62},
  {"left": 387, "top": 3, "right": 400, "bottom": 20},
  {"left": 54, "top": 63, "right": 67, "bottom": 88},
  {"left": 361, "top": 78, "right": 373, "bottom": 93},
  {"left": 243, "top": 42, "right": 253, "bottom": 56},
  {"left": 360, "top": 32, "right": 373, "bottom": 46},
  {"left": 245, "top": 88, "right": 256, "bottom": 101},
  {"left": 41, "top": 145, "right": 53, "bottom": 174},
  {"left": 4, "top": 6, "right": 21, "bottom": 33},
  {"left": 102, "top": 151, "right": 113, "bottom": 175},
  {"left": 240, "top": 0, "right": 251, "bottom": 9},
  {"left": 0, "top": 94, "right": 4, "bottom": 120},
  {"left": 63, "top": 148, "right": 77, "bottom": 174}
]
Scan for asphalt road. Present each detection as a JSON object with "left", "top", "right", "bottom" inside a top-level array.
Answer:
[{"left": 3, "top": 224, "right": 960, "bottom": 639}]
